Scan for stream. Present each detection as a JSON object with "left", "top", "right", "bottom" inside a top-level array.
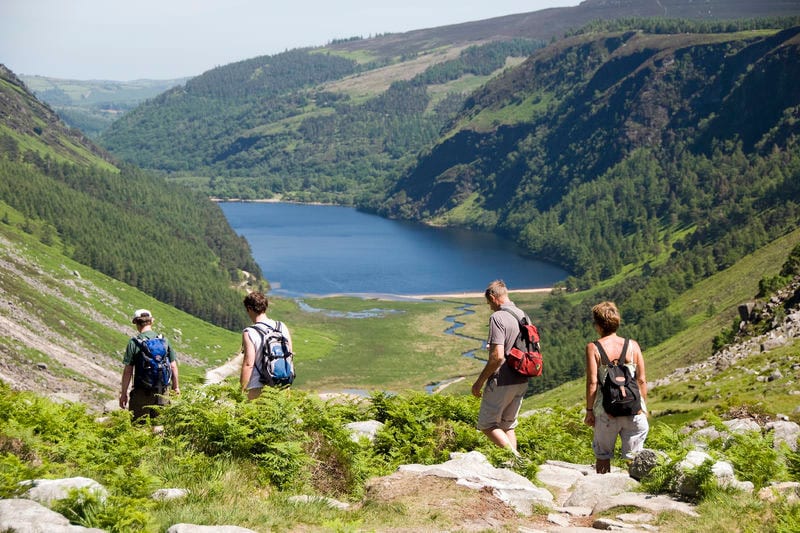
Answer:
[{"left": 424, "top": 302, "right": 487, "bottom": 393}]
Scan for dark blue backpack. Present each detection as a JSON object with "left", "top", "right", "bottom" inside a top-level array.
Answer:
[{"left": 133, "top": 335, "right": 172, "bottom": 390}]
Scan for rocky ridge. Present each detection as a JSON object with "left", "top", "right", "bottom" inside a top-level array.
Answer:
[{"left": 652, "top": 275, "right": 800, "bottom": 390}]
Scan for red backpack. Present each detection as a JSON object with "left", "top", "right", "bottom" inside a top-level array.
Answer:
[{"left": 501, "top": 309, "right": 543, "bottom": 377}]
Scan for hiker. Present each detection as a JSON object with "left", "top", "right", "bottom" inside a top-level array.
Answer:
[
  {"left": 584, "top": 301, "right": 649, "bottom": 473},
  {"left": 240, "top": 291, "right": 294, "bottom": 400},
  {"left": 471, "top": 280, "right": 530, "bottom": 454},
  {"left": 119, "top": 309, "right": 180, "bottom": 420}
]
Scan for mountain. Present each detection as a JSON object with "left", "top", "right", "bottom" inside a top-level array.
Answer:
[
  {"left": 381, "top": 23, "right": 800, "bottom": 281},
  {"left": 0, "top": 64, "right": 262, "bottom": 330},
  {"left": 18, "top": 75, "right": 190, "bottom": 138},
  {"left": 97, "top": 0, "right": 800, "bottom": 205}
]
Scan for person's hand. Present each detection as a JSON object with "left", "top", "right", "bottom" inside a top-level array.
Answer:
[
  {"left": 172, "top": 388, "right": 180, "bottom": 395},
  {"left": 119, "top": 392, "right": 128, "bottom": 409},
  {"left": 471, "top": 381, "right": 483, "bottom": 398},
  {"left": 584, "top": 410, "right": 595, "bottom": 427}
]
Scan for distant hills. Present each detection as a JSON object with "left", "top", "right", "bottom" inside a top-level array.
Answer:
[
  {"left": 18, "top": 76, "right": 189, "bottom": 138},
  {"left": 92, "top": 1, "right": 800, "bottom": 208}
]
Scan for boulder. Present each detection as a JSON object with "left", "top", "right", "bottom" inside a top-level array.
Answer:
[
  {"left": 0, "top": 498, "right": 105, "bottom": 532},
  {"left": 345, "top": 420, "right": 384, "bottom": 443},
  {"left": 723, "top": 419, "right": 761, "bottom": 434},
  {"left": 765, "top": 420, "right": 800, "bottom": 451},
  {"left": 288, "top": 495, "right": 350, "bottom": 510},
  {"left": 628, "top": 449, "right": 666, "bottom": 480},
  {"left": 563, "top": 473, "right": 638, "bottom": 509},
  {"left": 152, "top": 488, "right": 190, "bottom": 501},
  {"left": 167, "top": 526, "right": 257, "bottom": 533},
  {"left": 21, "top": 476, "right": 107, "bottom": 506},
  {"left": 399, "top": 450, "right": 553, "bottom": 514}
]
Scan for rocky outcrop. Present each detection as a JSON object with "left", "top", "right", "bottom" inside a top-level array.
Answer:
[{"left": 653, "top": 276, "right": 800, "bottom": 390}]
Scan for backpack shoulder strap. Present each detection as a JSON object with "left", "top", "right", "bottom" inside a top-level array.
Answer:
[
  {"left": 132, "top": 335, "right": 149, "bottom": 354},
  {"left": 619, "top": 338, "right": 630, "bottom": 365},
  {"left": 501, "top": 307, "right": 531, "bottom": 324},
  {"left": 595, "top": 338, "right": 630, "bottom": 365},
  {"left": 593, "top": 341, "right": 612, "bottom": 365}
]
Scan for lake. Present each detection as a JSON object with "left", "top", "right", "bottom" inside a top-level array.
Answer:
[{"left": 219, "top": 202, "right": 568, "bottom": 297}]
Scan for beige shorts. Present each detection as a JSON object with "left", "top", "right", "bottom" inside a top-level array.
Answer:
[
  {"left": 477, "top": 379, "right": 528, "bottom": 431},
  {"left": 592, "top": 412, "right": 649, "bottom": 460}
]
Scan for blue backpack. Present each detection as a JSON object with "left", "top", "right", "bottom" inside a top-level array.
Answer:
[
  {"left": 251, "top": 322, "right": 294, "bottom": 387},
  {"left": 132, "top": 334, "right": 172, "bottom": 390}
]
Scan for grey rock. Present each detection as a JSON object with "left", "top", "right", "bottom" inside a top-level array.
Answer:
[
  {"left": 537, "top": 462, "right": 587, "bottom": 491},
  {"left": 21, "top": 476, "right": 107, "bottom": 506},
  {"left": 547, "top": 512, "right": 571, "bottom": 527},
  {"left": 167, "top": 526, "right": 257, "bottom": 533},
  {"left": 765, "top": 420, "right": 800, "bottom": 451},
  {"left": 288, "top": 495, "right": 350, "bottom": 510},
  {"left": 563, "top": 473, "right": 638, "bottom": 509},
  {"left": 0, "top": 498, "right": 105, "bottom": 532},
  {"left": 399, "top": 450, "right": 553, "bottom": 514},
  {"left": 594, "top": 491, "right": 699, "bottom": 517},
  {"left": 616, "top": 512, "right": 655, "bottom": 523},
  {"left": 152, "top": 488, "right": 190, "bottom": 501},
  {"left": 628, "top": 449, "right": 665, "bottom": 481},
  {"left": 723, "top": 419, "right": 761, "bottom": 434},
  {"left": 758, "top": 481, "right": 800, "bottom": 503},
  {"left": 345, "top": 420, "right": 384, "bottom": 443}
]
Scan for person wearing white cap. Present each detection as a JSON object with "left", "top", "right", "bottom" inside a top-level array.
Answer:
[{"left": 119, "top": 309, "right": 180, "bottom": 419}]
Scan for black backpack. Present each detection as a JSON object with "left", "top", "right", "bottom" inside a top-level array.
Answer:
[
  {"left": 132, "top": 334, "right": 172, "bottom": 390},
  {"left": 251, "top": 321, "right": 295, "bottom": 387},
  {"left": 501, "top": 308, "right": 543, "bottom": 377},
  {"left": 595, "top": 338, "right": 642, "bottom": 416}
]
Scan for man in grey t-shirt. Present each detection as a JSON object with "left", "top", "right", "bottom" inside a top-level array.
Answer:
[{"left": 471, "top": 280, "right": 529, "bottom": 453}]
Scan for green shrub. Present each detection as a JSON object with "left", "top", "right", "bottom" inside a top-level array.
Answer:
[
  {"left": 369, "top": 392, "right": 484, "bottom": 468},
  {"left": 51, "top": 489, "right": 154, "bottom": 533},
  {"left": 514, "top": 408, "right": 594, "bottom": 465},
  {"left": 720, "top": 431, "right": 786, "bottom": 489}
]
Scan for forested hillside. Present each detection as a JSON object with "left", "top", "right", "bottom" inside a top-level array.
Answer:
[
  {"left": 100, "top": 40, "right": 544, "bottom": 204},
  {"left": 380, "top": 19, "right": 800, "bottom": 393},
  {"left": 96, "top": 1, "right": 800, "bottom": 205},
  {"left": 0, "top": 65, "right": 261, "bottom": 330}
]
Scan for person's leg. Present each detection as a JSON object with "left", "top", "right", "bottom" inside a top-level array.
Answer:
[
  {"left": 497, "top": 382, "right": 527, "bottom": 453},
  {"left": 128, "top": 389, "right": 153, "bottom": 420},
  {"left": 505, "top": 429, "right": 518, "bottom": 452},
  {"left": 478, "top": 379, "right": 515, "bottom": 449},
  {"left": 247, "top": 387, "right": 264, "bottom": 400},
  {"left": 482, "top": 427, "right": 515, "bottom": 449},
  {"left": 619, "top": 413, "right": 650, "bottom": 460},
  {"left": 592, "top": 412, "right": 620, "bottom": 473},
  {"left": 595, "top": 458, "right": 611, "bottom": 473}
]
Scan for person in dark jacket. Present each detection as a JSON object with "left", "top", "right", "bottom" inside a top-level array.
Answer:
[{"left": 119, "top": 309, "right": 179, "bottom": 420}]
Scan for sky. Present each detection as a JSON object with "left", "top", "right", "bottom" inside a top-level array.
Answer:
[{"left": 1, "top": 0, "right": 581, "bottom": 81}]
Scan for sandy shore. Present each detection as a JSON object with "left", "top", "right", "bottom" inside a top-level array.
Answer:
[
  {"left": 406, "top": 287, "right": 554, "bottom": 300},
  {"left": 289, "top": 287, "right": 553, "bottom": 301}
]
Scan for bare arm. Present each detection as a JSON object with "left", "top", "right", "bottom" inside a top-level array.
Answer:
[
  {"left": 584, "top": 343, "right": 598, "bottom": 427},
  {"left": 119, "top": 365, "right": 133, "bottom": 409},
  {"left": 170, "top": 361, "right": 180, "bottom": 394},
  {"left": 240, "top": 330, "right": 256, "bottom": 391},
  {"left": 471, "top": 343, "right": 505, "bottom": 398},
  {"left": 633, "top": 340, "right": 647, "bottom": 403}
]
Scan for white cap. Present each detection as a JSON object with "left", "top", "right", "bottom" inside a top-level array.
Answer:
[{"left": 132, "top": 309, "right": 152, "bottom": 323}]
